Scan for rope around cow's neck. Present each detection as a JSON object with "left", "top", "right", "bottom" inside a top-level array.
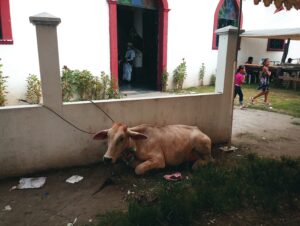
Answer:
[{"left": 122, "top": 146, "right": 136, "bottom": 165}]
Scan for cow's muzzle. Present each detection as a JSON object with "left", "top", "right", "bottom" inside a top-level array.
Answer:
[{"left": 103, "top": 156, "right": 113, "bottom": 164}]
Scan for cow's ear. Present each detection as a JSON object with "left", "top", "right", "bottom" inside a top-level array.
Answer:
[
  {"left": 93, "top": 129, "right": 109, "bottom": 140},
  {"left": 127, "top": 130, "right": 148, "bottom": 140}
]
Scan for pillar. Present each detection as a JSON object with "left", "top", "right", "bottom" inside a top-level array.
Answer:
[
  {"left": 215, "top": 25, "right": 243, "bottom": 142},
  {"left": 29, "top": 12, "right": 62, "bottom": 113}
]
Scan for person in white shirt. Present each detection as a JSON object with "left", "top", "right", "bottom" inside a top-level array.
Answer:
[{"left": 123, "top": 43, "right": 136, "bottom": 82}]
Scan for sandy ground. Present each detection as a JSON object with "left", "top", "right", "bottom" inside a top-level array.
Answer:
[
  {"left": 232, "top": 107, "right": 300, "bottom": 158},
  {"left": 0, "top": 108, "right": 300, "bottom": 226}
]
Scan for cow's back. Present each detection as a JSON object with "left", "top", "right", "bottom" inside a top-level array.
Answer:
[{"left": 131, "top": 125, "right": 208, "bottom": 165}]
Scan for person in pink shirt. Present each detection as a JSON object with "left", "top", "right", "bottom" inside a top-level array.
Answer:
[{"left": 234, "top": 65, "right": 246, "bottom": 108}]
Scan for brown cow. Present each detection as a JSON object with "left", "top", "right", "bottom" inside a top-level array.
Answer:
[{"left": 93, "top": 123, "right": 213, "bottom": 175}]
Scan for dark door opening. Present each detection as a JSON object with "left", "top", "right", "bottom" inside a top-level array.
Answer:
[{"left": 117, "top": 5, "right": 158, "bottom": 91}]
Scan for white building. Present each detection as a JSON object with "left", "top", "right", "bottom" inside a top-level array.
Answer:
[{"left": 1, "top": 0, "right": 300, "bottom": 105}]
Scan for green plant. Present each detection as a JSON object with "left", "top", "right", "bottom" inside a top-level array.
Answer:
[
  {"left": 0, "top": 64, "right": 9, "bottom": 106},
  {"left": 107, "top": 76, "right": 120, "bottom": 99},
  {"left": 161, "top": 70, "right": 169, "bottom": 92},
  {"left": 173, "top": 58, "right": 187, "bottom": 90},
  {"left": 61, "top": 67, "right": 119, "bottom": 101},
  {"left": 26, "top": 74, "right": 41, "bottom": 104},
  {"left": 73, "top": 70, "right": 94, "bottom": 100},
  {"left": 61, "top": 66, "right": 75, "bottom": 101},
  {"left": 209, "top": 73, "right": 216, "bottom": 86},
  {"left": 199, "top": 63, "right": 205, "bottom": 86},
  {"left": 91, "top": 76, "right": 103, "bottom": 100},
  {"left": 100, "top": 71, "right": 110, "bottom": 99}
]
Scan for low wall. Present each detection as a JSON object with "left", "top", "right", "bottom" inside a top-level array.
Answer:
[
  {"left": 0, "top": 93, "right": 232, "bottom": 178},
  {"left": 0, "top": 21, "right": 238, "bottom": 178}
]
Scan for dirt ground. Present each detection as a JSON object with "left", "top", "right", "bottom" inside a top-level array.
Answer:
[
  {"left": 232, "top": 107, "right": 300, "bottom": 158},
  {"left": 0, "top": 108, "right": 300, "bottom": 226}
]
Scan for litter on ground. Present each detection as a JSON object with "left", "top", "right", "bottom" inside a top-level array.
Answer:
[
  {"left": 163, "top": 172, "right": 182, "bottom": 181},
  {"left": 10, "top": 177, "right": 47, "bottom": 190},
  {"left": 219, "top": 146, "right": 238, "bottom": 153},
  {"left": 3, "top": 205, "right": 12, "bottom": 211},
  {"left": 66, "top": 175, "right": 83, "bottom": 184}
]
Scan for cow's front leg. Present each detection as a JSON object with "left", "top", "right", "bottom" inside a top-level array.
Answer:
[
  {"left": 129, "top": 159, "right": 142, "bottom": 169},
  {"left": 135, "top": 158, "right": 165, "bottom": 175}
]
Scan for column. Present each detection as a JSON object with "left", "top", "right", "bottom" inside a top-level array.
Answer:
[{"left": 29, "top": 12, "right": 62, "bottom": 113}]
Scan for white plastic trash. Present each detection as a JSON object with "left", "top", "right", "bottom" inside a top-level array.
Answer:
[
  {"left": 3, "top": 205, "right": 12, "bottom": 211},
  {"left": 66, "top": 175, "right": 83, "bottom": 184},
  {"left": 11, "top": 177, "right": 47, "bottom": 190}
]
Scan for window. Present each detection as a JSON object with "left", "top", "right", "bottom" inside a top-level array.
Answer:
[
  {"left": 267, "top": 39, "right": 285, "bottom": 51},
  {"left": 212, "top": 0, "right": 241, "bottom": 50},
  {"left": 0, "top": 0, "right": 13, "bottom": 44}
]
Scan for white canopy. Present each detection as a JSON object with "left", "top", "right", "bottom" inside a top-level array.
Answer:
[{"left": 240, "top": 28, "right": 300, "bottom": 40}]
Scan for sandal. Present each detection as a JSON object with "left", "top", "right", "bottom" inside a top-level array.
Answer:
[{"left": 250, "top": 97, "right": 254, "bottom": 104}]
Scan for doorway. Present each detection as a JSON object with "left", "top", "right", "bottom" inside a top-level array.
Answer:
[{"left": 117, "top": 5, "right": 158, "bottom": 91}]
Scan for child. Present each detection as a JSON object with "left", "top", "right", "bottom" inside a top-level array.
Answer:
[
  {"left": 234, "top": 65, "right": 246, "bottom": 109},
  {"left": 250, "top": 58, "right": 271, "bottom": 105}
]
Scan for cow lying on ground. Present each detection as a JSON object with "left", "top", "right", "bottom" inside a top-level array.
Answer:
[{"left": 93, "top": 123, "right": 213, "bottom": 175}]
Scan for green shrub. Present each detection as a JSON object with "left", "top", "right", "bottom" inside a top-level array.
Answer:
[
  {"left": 107, "top": 76, "right": 120, "bottom": 99},
  {"left": 199, "top": 63, "right": 205, "bottom": 86},
  {"left": 73, "top": 69, "right": 94, "bottom": 100},
  {"left": 100, "top": 72, "right": 110, "bottom": 99},
  {"left": 209, "top": 73, "right": 216, "bottom": 86},
  {"left": 26, "top": 74, "right": 41, "bottom": 104},
  {"left": 61, "top": 66, "right": 75, "bottom": 101},
  {"left": 161, "top": 70, "right": 169, "bottom": 92},
  {"left": 173, "top": 58, "right": 187, "bottom": 90},
  {"left": 91, "top": 76, "right": 103, "bottom": 100},
  {"left": 61, "top": 68, "right": 119, "bottom": 101},
  {"left": 0, "top": 64, "right": 9, "bottom": 106}
]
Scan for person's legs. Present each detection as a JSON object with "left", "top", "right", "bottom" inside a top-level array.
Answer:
[
  {"left": 236, "top": 86, "right": 243, "bottom": 105},
  {"left": 234, "top": 86, "right": 238, "bottom": 101},
  {"left": 264, "top": 90, "right": 270, "bottom": 104},
  {"left": 253, "top": 91, "right": 265, "bottom": 100}
]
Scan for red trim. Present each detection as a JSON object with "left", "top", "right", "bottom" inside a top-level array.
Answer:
[
  {"left": 108, "top": 0, "right": 169, "bottom": 90},
  {"left": 157, "top": 3, "right": 169, "bottom": 90},
  {"left": 0, "top": 0, "right": 13, "bottom": 45},
  {"left": 107, "top": 0, "right": 118, "bottom": 89},
  {"left": 212, "top": 0, "right": 242, "bottom": 50}
]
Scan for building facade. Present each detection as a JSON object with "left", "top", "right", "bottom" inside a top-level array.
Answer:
[{"left": 1, "top": 0, "right": 300, "bottom": 105}]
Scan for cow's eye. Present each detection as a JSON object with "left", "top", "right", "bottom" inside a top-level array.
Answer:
[{"left": 116, "top": 136, "right": 124, "bottom": 144}]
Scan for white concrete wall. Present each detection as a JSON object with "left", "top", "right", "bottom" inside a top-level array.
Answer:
[
  {"left": 167, "top": 0, "right": 218, "bottom": 88},
  {"left": 1, "top": 0, "right": 110, "bottom": 105},
  {"left": 0, "top": 92, "right": 233, "bottom": 178}
]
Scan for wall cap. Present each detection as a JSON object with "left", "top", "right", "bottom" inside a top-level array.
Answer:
[
  {"left": 216, "top": 26, "right": 244, "bottom": 35},
  {"left": 29, "top": 12, "right": 61, "bottom": 26}
]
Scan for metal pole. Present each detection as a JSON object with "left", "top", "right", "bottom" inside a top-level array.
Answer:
[
  {"left": 228, "top": 0, "right": 242, "bottom": 150},
  {"left": 281, "top": 38, "right": 290, "bottom": 63}
]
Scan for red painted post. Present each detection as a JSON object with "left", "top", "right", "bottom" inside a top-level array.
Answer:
[
  {"left": 0, "top": 0, "right": 13, "bottom": 44},
  {"left": 107, "top": 0, "right": 119, "bottom": 89}
]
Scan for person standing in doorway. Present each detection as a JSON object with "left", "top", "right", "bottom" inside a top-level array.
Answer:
[
  {"left": 123, "top": 42, "right": 136, "bottom": 82},
  {"left": 250, "top": 58, "right": 272, "bottom": 105},
  {"left": 234, "top": 65, "right": 247, "bottom": 109}
]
